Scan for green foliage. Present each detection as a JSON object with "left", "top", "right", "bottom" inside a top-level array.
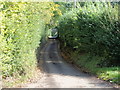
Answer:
[
  {"left": 58, "top": 2, "right": 120, "bottom": 66},
  {"left": 61, "top": 47, "right": 120, "bottom": 84},
  {"left": 98, "top": 67, "right": 120, "bottom": 84},
  {"left": 0, "top": 2, "right": 61, "bottom": 79},
  {"left": 55, "top": 2, "right": 73, "bottom": 14}
]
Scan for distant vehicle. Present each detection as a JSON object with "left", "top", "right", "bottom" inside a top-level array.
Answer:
[
  {"left": 48, "top": 28, "right": 58, "bottom": 39},
  {"left": 48, "top": 36, "right": 58, "bottom": 39}
]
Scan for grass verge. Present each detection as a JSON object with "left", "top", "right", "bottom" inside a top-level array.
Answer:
[{"left": 61, "top": 47, "right": 120, "bottom": 85}]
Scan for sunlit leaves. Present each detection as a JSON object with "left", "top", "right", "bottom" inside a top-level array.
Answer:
[{"left": 0, "top": 2, "right": 61, "bottom": 79}]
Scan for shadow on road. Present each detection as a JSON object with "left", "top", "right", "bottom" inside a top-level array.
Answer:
[{"left": 35, "top": 39, "right": 117, "bottom": 88}]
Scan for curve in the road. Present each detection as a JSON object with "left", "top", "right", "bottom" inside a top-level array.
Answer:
[{"left": 39, "top": 39, "right": 115, "bottom": 88}]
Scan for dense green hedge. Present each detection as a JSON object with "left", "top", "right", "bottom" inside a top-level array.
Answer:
[
  {"left": 0, "top": 2, "right": 61, "bottom": 79},
  {"left": 58, "top": 2, "right": 120, "bottom": 66}
]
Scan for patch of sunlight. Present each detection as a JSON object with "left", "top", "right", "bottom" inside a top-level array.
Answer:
[{"left": 46, "top": 60, "right": 63, "bottom": 64}]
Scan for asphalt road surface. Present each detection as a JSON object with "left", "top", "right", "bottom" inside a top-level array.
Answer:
[{"left": 26, "top": 39, "right": 118, "bottom": 89}]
